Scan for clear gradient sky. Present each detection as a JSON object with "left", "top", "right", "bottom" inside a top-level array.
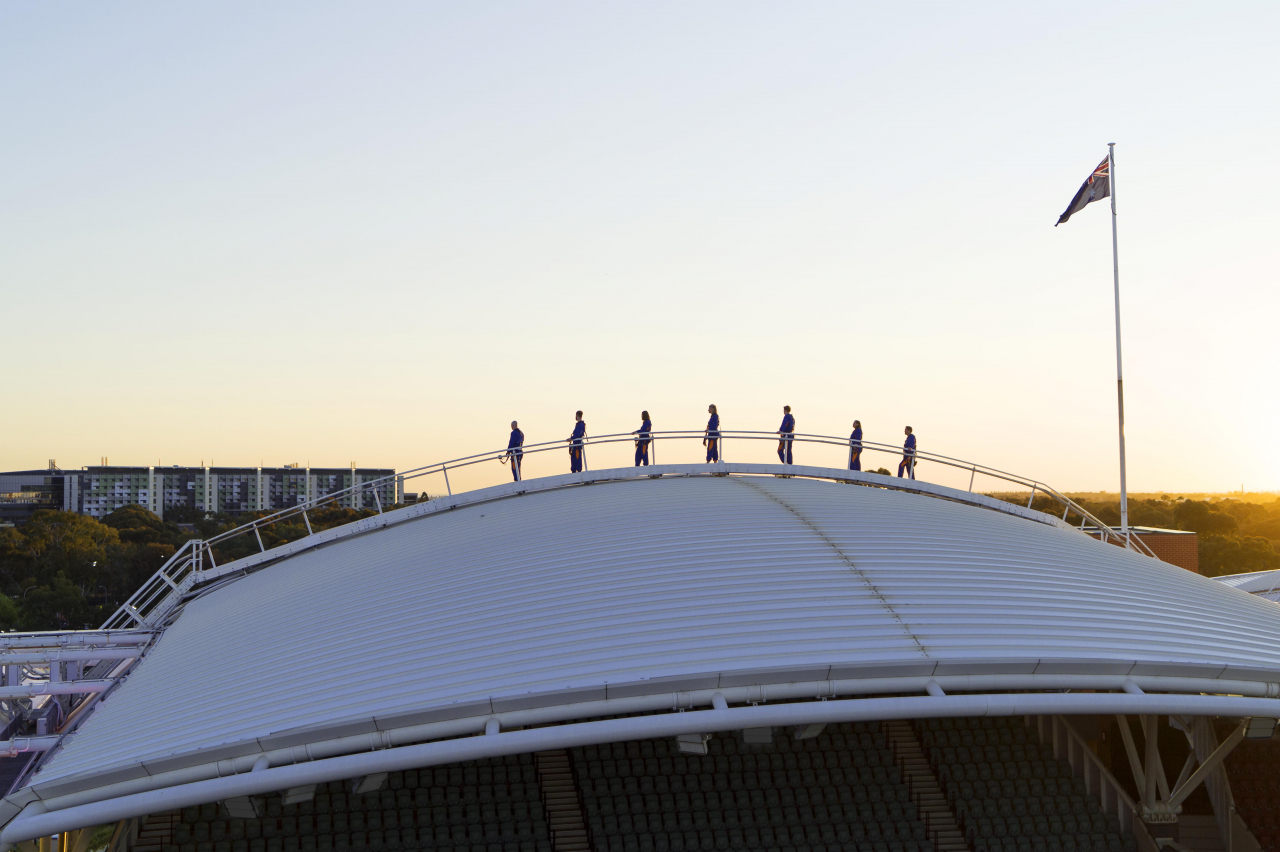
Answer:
[{"left": 2, "top": 3, "right": 1277, "bottom": 497}]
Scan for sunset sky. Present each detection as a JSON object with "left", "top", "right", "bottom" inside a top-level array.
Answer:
[{"left": 3, "top": 2, "right": 1277, "bottom": 497}]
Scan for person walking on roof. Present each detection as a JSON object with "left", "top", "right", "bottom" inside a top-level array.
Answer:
[
  {"left": 898, "top": 426, "right": 916, "bottom": 480},
  {"left": 777, "top": 405, "right": 795, "bottom": 465},
  {"left": 505, "top": 421, "right": 525, "bottom": 482},
  {"left": 849, "top": 420, "right": 863, "bottom": 471},
  {"left": 567, "top": 411, "right": 586, "bottom": 473},
  {"left": 704, "top": 404, "right": 720, "bottom": 463},
  {"left": 634, "top": 411, "right": 653, "bottom": 467}
]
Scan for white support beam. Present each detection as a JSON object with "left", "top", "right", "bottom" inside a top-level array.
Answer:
[
  {"left": 0, "top": 737, "right": 61, "bottom": 755},
  {"left": 0, "top": 634, "right": 152, "bottom": 651},
  {"left": 0, "top": 681, "right": 112, "bottom": 700},
  {"left": 1143, "top": 714, "right": 1159, "bottom": 806},
  {"left": 1168, "top": 723, "right": 1247, "bottom": 810},
  {"left": 1171, "top": 752, "right": 1197, "bottom": 797},
  {"left": 1141, "top": 715, "right": 1172, "bottom": 802},
  {"left": 1116, "top": 715, "right": 1147, "bottom": 797},
  {"left": 0, "top": 651, "right": 139, "bottom": 666},
  {"left": 25, "top": 687, "right": 1280, "bottom": 823},
  {"left": 11, "top": 690, "right": 1280, "bottom": 844}
]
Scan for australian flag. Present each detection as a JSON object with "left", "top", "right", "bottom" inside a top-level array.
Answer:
[{"left": 1056, "top": 156, "right": 1110, "bottom": 226}]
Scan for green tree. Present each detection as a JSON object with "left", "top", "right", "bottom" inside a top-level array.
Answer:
[
  {"left": 1198, "top": 535, "right": 1280, "bottom": 579},
  {"left": 1243, "top": 516, "right": 1280, "bottom": 541},
  {"left": 101, "top": 505, "right": 168, "bottom": 544},
  {"left": 15, "top": 511, "right": 120, "bottom": 589},
  {"left": 20, "top": 574, "right": 102, "bottom": 630},
  {"left": 1173, "top": 501, "right": 1238, "bottom": 535},
  {"left": 0, "top": 595, "right": 19, "bottom": 631}
]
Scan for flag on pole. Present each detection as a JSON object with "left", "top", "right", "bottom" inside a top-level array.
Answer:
[{"left": 1055, "top": 156, "right": 1110, "bottom": 226}]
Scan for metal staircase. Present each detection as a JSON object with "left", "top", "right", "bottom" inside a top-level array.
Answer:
[
  {"left": 535, "top": 750, "right": 591, "bottom": 852},
  {"left": 886, "top": 720, "right": 969, "bottom": 852},
  {"left": 131, "top": 811, "right": 179, "bottom": 852}
]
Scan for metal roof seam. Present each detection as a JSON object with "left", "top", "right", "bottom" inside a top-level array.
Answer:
[{"left": 729, "top": 477, "right": 930, "bottom": 656}]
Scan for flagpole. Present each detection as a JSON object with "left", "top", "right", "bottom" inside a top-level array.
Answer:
[{"left": 1109, "top": 142, "right": 1129, "bottom": 545}]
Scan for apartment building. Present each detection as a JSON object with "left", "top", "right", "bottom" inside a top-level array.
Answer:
[{"left": 0, "top": 463, "right": 398, "bottom": 521}]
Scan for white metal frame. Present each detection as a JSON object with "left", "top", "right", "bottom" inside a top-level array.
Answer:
[
  {"left": 6, "top": 689, "right": 1280, "bottom": 845},
  {"left": 1039, "top": 715, "right": 1158, "bottom": 852}
]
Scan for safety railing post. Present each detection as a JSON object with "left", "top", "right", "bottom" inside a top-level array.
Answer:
[
  {"left": 372, "top": 485, "right": 383, "bottom": 514},
  {"left": 302, "top": 509, "right": 313, "bottom": 536},
  {"left": 442, "top": 466, "right": 452, "bottom": 496},
  {"left": 968, "top": 466, "right": 976, "bottom": 492},
  {"left": 1026, "top": 485, "right": 1037, "bottom": 509}
]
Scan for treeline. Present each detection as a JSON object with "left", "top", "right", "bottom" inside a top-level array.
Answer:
[
  {"left": 0, "top": 504, "right": 379, "bottom": 631},
  {"left": 1009, "top": 494, "right": 1280, "bottom": 578}
]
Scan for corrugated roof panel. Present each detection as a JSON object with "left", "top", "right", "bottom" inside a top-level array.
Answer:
[
  {"left": 1215, "top": 569, "right": 1280, "bottom": 596},
  {"left": 34, "top": 474, "right": 1280, "bottom": 787}
]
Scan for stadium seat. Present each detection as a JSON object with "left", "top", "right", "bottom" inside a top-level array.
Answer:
[{"left": 572, "top": 732, "right": 916, "bottom": 852}]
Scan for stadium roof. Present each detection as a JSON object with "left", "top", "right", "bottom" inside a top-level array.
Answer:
[
  {"left": 6, "top": 462, "right": 1280, "bottom": 842},
  {"left": 1215, "top": 569, "right": 1280, "bottom": 602}
]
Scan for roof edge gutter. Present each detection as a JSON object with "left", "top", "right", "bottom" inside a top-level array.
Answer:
[
  {"left": 23, "top": 672, "right": 1280, "bottom": 812},
  {"left": 8, "top": 690, "right": 1280, "bottom": 844}
]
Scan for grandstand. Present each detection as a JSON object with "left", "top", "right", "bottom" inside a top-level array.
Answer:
[{"left": 0, "top": 432, "right": 1278, "bottom": 852}]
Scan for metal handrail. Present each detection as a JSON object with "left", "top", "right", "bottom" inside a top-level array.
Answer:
[{"left": 101, "top": 429, "right": 1154, "bottom": 630}]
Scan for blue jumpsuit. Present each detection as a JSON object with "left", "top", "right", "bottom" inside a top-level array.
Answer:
[
  {"left": 849, "top": 427, "right": 863, "bottom": 471},
  {"left": 898, "top": 433, "right": 917, "bottom": 479},
  {"left": 634, "top": 419, "right": 652, "bottom": 466},
  {"left": 569, "top": 420, "right": 586, "bottom": 473},
  {"left": 704, "top": 413, "right": 720, "bottom": 462},
  {"left": 507, "top": 428, "right": 525, "bottom": 482},
  {"left": 777, "top": 413, "right": 795, "bottom": 464}
]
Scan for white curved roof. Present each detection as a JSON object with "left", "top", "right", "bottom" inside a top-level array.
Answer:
[
  {"left": 1215, "top": 569, "right": 1280, "bottom": 602},
  {"left": 26, "top": 466, "right": 1280, "bottom": 800}
]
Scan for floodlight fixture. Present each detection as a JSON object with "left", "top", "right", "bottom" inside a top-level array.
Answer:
[
  {"left": 676, "top": 733, "right": 711, "bottom": 755},
  {"left": 1245, "top": 717, "right": 1278, "bottom": 739}
]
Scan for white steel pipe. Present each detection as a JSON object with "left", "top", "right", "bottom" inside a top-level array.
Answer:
[
  {"left": 0, "top": 738, "right": 61, "bottom": 756},
  {"left": 26, "top": 673, "right": 1280, "bottom": 814},
  {"left": 8, "top": 691, "right": 1280, "bottom": 844},
  {"left": 0, "top": 681, "right": 113, "bottom": 700},
  {"left": 0, "top": 634, "right": 151, "bottom": 651},
  {"left": 0, "top": 651, "right": 140, "bottom": 666}
]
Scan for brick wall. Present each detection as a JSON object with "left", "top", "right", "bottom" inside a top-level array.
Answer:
[
  {"left": 1134, "top": 529, "right": 1199, "bottom": 573},
  {"left": 1091, "top": 527, "right": 1199, "bottom": 573}
]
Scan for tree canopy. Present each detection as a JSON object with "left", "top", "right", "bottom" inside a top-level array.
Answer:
[
  {"left": 998, "top": 493, "right": 1280, "bottom": 579},
  {"left": 0, "top": 503, "right": 382, "bottom": 630}
]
